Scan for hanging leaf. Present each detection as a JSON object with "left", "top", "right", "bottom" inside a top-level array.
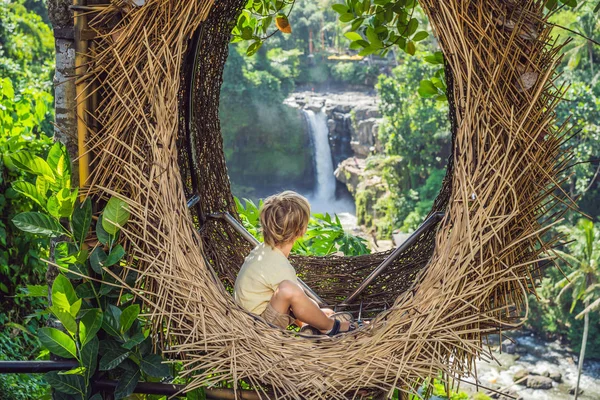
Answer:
[
  {"left": 9, "top": 151, "right": 56, "bottom": 182},
  {"left": 99, "top": 348, "right": 130, "bottom": 371},
  {"left": 140, "top": 354, "right": 170, "bottom": 378},
  {"left": 46, "top": 142, "right": 71, "bottom": 187},
  {"left": 102, "top": 197, "right": 131, "bottom": 235},
  {"left": 105, "top": 244, "right": 126, "bottom": 267},
  {"left": 79, "top": 309, "right": 103, "bottom": 347},
  {"left": 81, "top": 336, "right": 99, "bottom": 380},
  {"left": 39, "top": 328, "right": 77, "bottom": 359},
  {"left": 246, "top": 40, "right": 263, "bottom": 56},
  {"left": 71, "top": 198, "right": 92, "bottom": 247},
  {"left": 114, "top": 367, "right": 141, "bottom": 399},
  {"left": 53, "top": 274, "right": 78, "bottom": 305},
  {"left": 12, "top": 181, "right": 46, "bottom": 208},
  {"left": 119, "top": 304, "right": 140, "bottom": 333},
  {"left": 96, "top": 215, "right": 111, "bottom": 245},
  {"left": 413, "top": 31, "right": 429, "bottom": 42},
  {"left": 275, "top": 14, "right": 292, "bottom": 33},
  {"left": 90, "top": 247, "right": 108, "bottom": 274},
  {"left": 332, "top": 4, "right": 349, "bottom": 14},
  {"left": 418, "top": 79, "right": 439, "bottom": 97},
  {"left": 102, "top": 304, "right": 123, "bottom": 338},
  {"left": 344, "top": 31, "right": 363, "bottom": 42},
  {"left": 406, "top": 40, "right": 416, "bottom": 55},
  {"left": 44, "top": 371, "right": 85, "bottom": 396},
  {"left": 12, "top": 212, "right": 65, "bottom": 237}
]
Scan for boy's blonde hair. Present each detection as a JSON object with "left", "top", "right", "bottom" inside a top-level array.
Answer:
[{"left": 260, "top": 191, "right": 310, "bottom": 248}]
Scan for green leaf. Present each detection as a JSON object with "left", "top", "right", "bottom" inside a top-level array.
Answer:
[
  {"left": 96, "top": 215, "right": 111, "bottom": 246},
  {"left": 12, "top": 212, "right": 65, "bottom": 237},
  {"left": 9, "top": 151, "right": 55, "bottom": 182},
  {"left": 38, "top": 328, "right": 77, "bottom": 359},
  {"left": 18, "top": 284, "right": 48, "bottom": 297},
  {"left": 140, "top": 354, "right": 170, "bottom": 378},
  {"left": 246, "top": 40, "right": 263, "bottom": 57},
  {"left": 47, "top": 142, "right": 71, "bottom": 186},
  {"left": 332, "top": 4, "right": 348, "bottom": 14},
  {"left": 105, "top": 244, "right": 126, "bottom": 267},
  {"left": 102, "top": 304, "right": 122, "bottom": 338},
  {"left": 36, "top": 176, "right": 50, "bottom": 197},
  {"left": 71, "top": 198, "right": 92, "bottom": 247},
  {"left": 50, "top": 188, "right": 77, "bottom": 218},
  {"left": 122, "top": 332, "right": 147, "bottom": 350},
  {"left": 80, "top": 309, "right": 103, "bottom": 346},
  {"left": 594, "top": 0, "right": 600, "bottom": 13},
  {"left": 418, "top": 79, "right": 439, "bottom": 97},
  {"left": 102, "top": 197, "right": 130, "bottom": 235},
  {"left": 406, "top": 40, "right": 416, "bottom": 55},
  {"left": 12, "top": 181, "right": 46, "bottom": 208},
  {"left": 81, "top": 336, "right": 99, "bottom": 381},
  {"left": 114, "top": 367, "right": 140, "bottom": 399},
  {"left": 75, "top": 282, "right": 96, "bottom": 299},
  {"left": 53, "top": 274, "right": 78, "bottom": 306},
  {"left": 44, "top": 371, "right": 85, "bottom": 395},
  {"left": 413, "top": 31, "right": 428, "bottom": 42},
  {"left": 339, "top": 13, "right": 355, "bottom": 22},
  {"left": 119, "top": 304, "right": 140, "bottom": 333},
  {"left": 405, "top": 17, "right": 418, "bottom": 36},
  {"left": 344, "top": 31, "right": 363, "bottom": 42},
  {"left": 99, "top": 348, "right": 130, "bottom": 371},
  {"left": 2, "top": 77, "right": 14, "bottom": 99},
  {"left": 90, "top": 247, "right": 107, "bottom": 274},
  {"left": 49, "top": 305, "right": 77, "bottom": 334}
]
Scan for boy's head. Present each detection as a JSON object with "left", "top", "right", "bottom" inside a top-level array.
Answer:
[{"left": 260, "top": 191, "right": 310, "bottom": 248}]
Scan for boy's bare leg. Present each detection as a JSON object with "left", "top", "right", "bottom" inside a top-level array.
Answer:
[{"left": 271, "top": 280, "right": 350, "bottom": 332}]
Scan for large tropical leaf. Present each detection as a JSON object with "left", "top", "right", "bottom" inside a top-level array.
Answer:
[
  {"left": 71, "top": 198, "right": 92, "bottom": 247},
  {"left": 44, "top": 371, "right": 85, "bottom": 396},
  {"left": 38, "top": 327, "right": 77, "bottom": 359},
  {"left": 12, "top": 181, "right": 46, "bottom": 208},
  {"left": 9, "top": 151, "right": 56, "bottom": 182},
  {"left": 12, "top": 212, "right": 65, "bottom": 237},
  {"left": 102, "top": 197, "right": 131, "bottom": 235},
  {"left": 79, "top": 309, "right": 103, "bottom": 347}
]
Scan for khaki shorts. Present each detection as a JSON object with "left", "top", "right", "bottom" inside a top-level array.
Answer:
[{"left": 260, "top": 303, "right": 295, "bottom": 329}]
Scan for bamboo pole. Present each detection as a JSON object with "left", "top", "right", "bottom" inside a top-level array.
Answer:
[{"left": 74, "top": 0, "right": 90, "bottom": 194}]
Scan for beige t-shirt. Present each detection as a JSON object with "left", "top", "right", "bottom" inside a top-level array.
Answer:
[{"left": 234, "top": 243, "right": 299, "bottom": 315}]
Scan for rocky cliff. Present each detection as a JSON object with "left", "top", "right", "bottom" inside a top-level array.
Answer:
[{"left": 284, "top": 91, "right": 383, "bottom": 194}]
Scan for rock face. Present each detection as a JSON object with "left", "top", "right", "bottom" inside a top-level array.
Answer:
[{"left": 284, "top": 91, "right": 382, "bottom": 168}]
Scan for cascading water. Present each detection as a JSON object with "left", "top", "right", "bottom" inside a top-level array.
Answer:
[
  {"left": 302, "top": 108, "right": 356, "bottom": 231},
  {"left": 303, "top": 108, "right": 336, "bottom": 203}
]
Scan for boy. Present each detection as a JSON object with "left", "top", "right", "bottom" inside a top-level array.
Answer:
[{"left": 234, "top": 191, "right": 354, "bottom": 335}]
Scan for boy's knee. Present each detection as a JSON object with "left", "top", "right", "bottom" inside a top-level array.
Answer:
[{"left": 275, "top": 280, "right": 301, "bottom": 300}]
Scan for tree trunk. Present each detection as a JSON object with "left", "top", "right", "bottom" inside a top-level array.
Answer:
[
  {"left": 46, "top": 1, "right": 78, "bottom": 292},
  {"left": 573, "top": 299, "right": 590, "bottom": 400}
]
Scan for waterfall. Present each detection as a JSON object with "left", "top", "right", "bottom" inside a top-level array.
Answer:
[{"left": 303, "top": 108, "right": 337, "bottom": 202}]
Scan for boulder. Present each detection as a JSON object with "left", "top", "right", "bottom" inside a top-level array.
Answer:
[
  {"left": 501, "top": 339, "right": 517, "bottom": 354},
  {"left": 569, "top": 386, "right": 584, "bottom": 395},
  {"left": 513, "top": 369, "right": 529, "bottom": 382},
  {"left": 526, "top": 375, "right": 553, "bottom": 390},
  {"left": 541, "top": 370, "right": 562, "bottom": 383}
]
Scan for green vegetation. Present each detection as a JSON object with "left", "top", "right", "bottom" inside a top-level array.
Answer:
[
  {"left": 0, "top": 0, "right": 55, "bottom": 397},
  {"left": 236, "top": 197, "right": 370, "bottom": 256},
  {"left": 9, "top": 143, "right": 181, "bottom": 399},
  {"left": 1, "top": 0, "right": 600, "bottom": 399}
]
